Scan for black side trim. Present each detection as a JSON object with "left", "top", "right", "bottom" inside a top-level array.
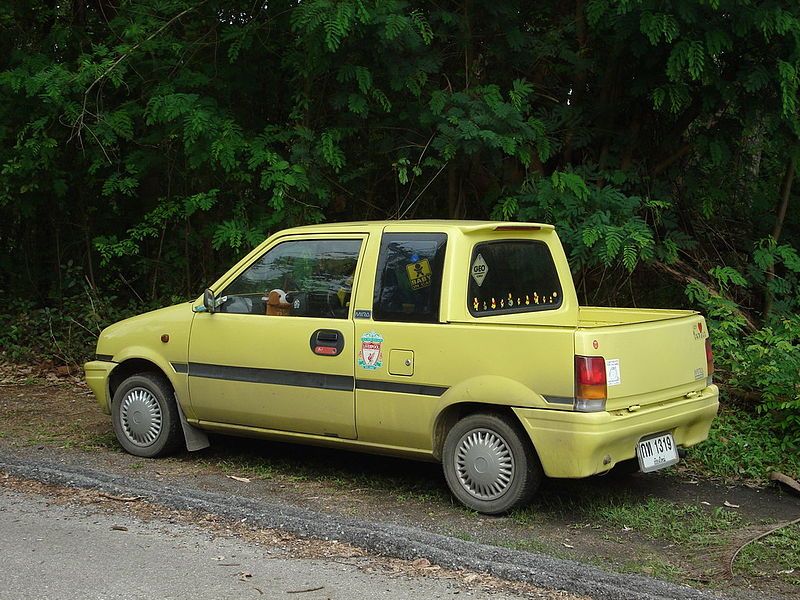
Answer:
[
  {"left": 356, "top": 379, "right": 448, "bottom": 397},
  {"left": 185, "top": 362, "right": 354, "bottom": 392},
  {"left": 95, "top": 354, "right": 114, "bottom": 362},
  {"left": 171, "top": 361, "right": 448, "bottom": 396},
  {"left": 542, "top": 394, "right": 573, "bottom": 405}
]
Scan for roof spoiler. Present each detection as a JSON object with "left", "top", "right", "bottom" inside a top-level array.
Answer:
[{"left": 459, "top": 222, "right": 554, "bottom": 233}]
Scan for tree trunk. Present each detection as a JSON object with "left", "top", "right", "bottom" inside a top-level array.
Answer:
[
  {"left": 562, "top": 0, "right": 589, "bottom": 165},
  {"left": 448, "top": 162, "right": 460, "bottom": 218},
  {"left": 763, "top": 157, "right": 796, "bottom": 319}
]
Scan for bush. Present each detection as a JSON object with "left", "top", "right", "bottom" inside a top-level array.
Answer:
[
  {"left": 687, "top": 273, "right": 800, "bottom": 448},
  {"left": 0, "top": 288, "right": 143, "bottom": 367},
  {"left": 688, "top": 406, "right": 800, "bottom": 481}
]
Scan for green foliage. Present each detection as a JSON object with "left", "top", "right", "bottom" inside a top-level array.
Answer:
[
  {"left": 1, "top": 0, "right": 800, "bottom": 440},
  {"left": 687, "top": 263, "right": 800, "bottom": 444},
  {"left": 688, "top": 406, "right": 800, "bottom": 480},
  {"left": 0, "top": 268, "right": 144, "bottom": 366},
  {"left": 495, "top": 168, "right": 656, "bottom": 273}
]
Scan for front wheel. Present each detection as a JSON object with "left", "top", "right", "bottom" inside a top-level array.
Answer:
[
  {"left": 111, "top": 373, "right": 182, "bottom": 458},
  {"left": 442, "top": 413, "right": 542, "bottom": 515}
]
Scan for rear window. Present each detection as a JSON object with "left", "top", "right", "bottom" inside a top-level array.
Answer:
[{"left": 468, "top": 240, "right": 562, "bottom": 316}]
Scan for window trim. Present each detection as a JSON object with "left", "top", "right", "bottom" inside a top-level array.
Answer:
[
  {"left": 372, "top": 232, "right": 448, "bottom": 323},
  {"left": 467, "top": 239, "right": 563, "bottom": 318}
]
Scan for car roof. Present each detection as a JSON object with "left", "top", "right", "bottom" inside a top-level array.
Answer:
[{"left": 284, "top": 220, "right": 555, "bottom": 235}]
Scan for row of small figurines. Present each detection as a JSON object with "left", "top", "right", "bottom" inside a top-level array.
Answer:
[{"left": 473, "top": 291, "right": 559, "bottom": 311}]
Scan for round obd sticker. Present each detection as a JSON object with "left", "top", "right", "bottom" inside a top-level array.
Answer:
[{"left": 471, "top": 253, "right": 488, "bottom": 286}]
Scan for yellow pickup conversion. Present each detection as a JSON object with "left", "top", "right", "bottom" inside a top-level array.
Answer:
[{"left": 85, "top": 220, "right": 718, "bottom": 514}]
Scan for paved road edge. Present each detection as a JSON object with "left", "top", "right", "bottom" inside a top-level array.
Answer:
[{"left": 0, "top": 449, "right": 722, "bottom": 600}]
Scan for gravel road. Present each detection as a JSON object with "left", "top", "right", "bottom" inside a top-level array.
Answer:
[{"left": 0, "top": 448, "right": 725, "bottom": 600}]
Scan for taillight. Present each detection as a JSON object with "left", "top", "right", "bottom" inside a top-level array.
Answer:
[
  {"left": 705, "top": 338, "right": 714, "bottom": 382},
  {"left": 574, "top": 355, "right": 607, "bottom": 412}
]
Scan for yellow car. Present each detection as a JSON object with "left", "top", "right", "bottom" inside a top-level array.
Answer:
[{"left": 85, "top": 221, "right": 718, "bottom": 514}]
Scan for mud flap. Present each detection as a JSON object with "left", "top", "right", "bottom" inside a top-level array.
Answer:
[{"left": 176, "top": 399, "right": 210, "bottom": 452}]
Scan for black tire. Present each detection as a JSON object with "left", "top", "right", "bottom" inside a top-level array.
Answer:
[
  {"left": 442, "top": 412, "right": 542, "bottom": 515},
  {"left": 111, "top": 372, "right": 182, "bottom": 458}
]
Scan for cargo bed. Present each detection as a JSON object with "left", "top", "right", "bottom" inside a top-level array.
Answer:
[{"left": 576, "top": 307, "right": 710, "bottom": 412}]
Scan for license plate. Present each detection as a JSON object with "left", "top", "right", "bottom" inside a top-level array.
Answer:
[{"left": 637, "top": 432, "right": 679, "bottom": 472}]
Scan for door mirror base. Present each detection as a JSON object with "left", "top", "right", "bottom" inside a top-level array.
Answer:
[{"left": 203, "top": 288, "right": 216, "bottom": 314}]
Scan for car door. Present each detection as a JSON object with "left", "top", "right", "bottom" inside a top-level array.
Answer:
[
  {"left": 353, "top": 231, "right": 450, "bottom": 450},
  {"left": 187, "top": 234, "right": 367, "bottom": 439}
]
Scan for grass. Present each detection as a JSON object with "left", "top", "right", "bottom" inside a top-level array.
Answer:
[
  {"left": 502, "top": 537, "right": 564, "bottom": 556},
  {"left": 588, "top": 497, "right": 742, "bottom": 545},
  {"left": 197, "top": 440, "right": 449, "bottom": 504},
  {"left": 513, "top": 492, "right": 742, "bottom": 546},
  {"left": 452, "top": 530, "right": 477, "bottom": 542},
  {"left": 618, "top": 556, "right": 684, "bottom": 581},
  {"left": 78, "top": 431, "right": 118, "bottom": 450},
  {"left": 736, "top": 523, "right": 800, "bottom": 585},
  {"left": 687, "top": 405, "right": 800, "bottom": 482}
]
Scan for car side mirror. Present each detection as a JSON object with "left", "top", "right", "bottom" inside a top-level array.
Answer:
[{"left": 203, "top": 288, "right": 216, "bottom": 314}]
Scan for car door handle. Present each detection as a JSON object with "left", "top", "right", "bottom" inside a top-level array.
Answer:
[
  {"left": 316, "top": 330, "right": 339, "bottom": 343},
  {"left": 310, "top": 329, "right": 344, "bottom": 356}
]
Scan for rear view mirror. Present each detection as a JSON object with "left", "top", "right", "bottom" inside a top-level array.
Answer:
[{"left": 203, "top": 288, "right": 216, "bottom": 314}]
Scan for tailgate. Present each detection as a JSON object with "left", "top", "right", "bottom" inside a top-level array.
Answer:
[{"left": 575, "top": 312, "right": 710, "bottom": 411}]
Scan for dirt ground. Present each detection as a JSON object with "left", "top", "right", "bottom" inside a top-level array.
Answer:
[{"left": 1, "top": 362, "right": 798, "bottom": 599}]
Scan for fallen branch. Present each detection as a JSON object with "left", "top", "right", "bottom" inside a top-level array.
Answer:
[
  {"left": 729, "top": 516, "right": 800, "bottom": 576},
  {"left": 286, "top": 586, "right": 324, "bottom": 594},
  {"left": 770, "top": 471, "right": 800, "bottom": 497}
]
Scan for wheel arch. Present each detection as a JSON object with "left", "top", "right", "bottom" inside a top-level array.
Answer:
[
  {"left": 109, "top": 357, "right": 170, "bottom": 402},
  {"left": 430, "top": 375, "right": 548, "bottom": 461},
  {"left": 432, "top": 402, "right": 519, "bottom": 460}
]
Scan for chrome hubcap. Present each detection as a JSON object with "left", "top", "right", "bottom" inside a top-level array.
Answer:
[
  {"left": 120, "top": 387, "right": 162, "bottom": 447},
  {"left": 455, "top": 428, "right": 515, "bottom": 501}
]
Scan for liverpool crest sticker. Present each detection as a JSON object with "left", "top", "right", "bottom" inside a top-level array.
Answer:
[{"left": 358, "top": 331, "right": 383, "bottom": 370}]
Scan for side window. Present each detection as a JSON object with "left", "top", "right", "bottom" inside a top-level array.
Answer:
[
  {"left": 373, "top": 233, "right": 447, "bottom": 323},
  {"left": 468, "top": 240, "right": 562, "bottom": 316},
  {"left": 218, "top": 239, "right": 362, "bottom": 318}
]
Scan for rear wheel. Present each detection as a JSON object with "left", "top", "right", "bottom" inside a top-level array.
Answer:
[
  {"left": 442, "top": 413, "right": 541, "bottom": 515},
  {"left": 111, "top": 372, "right": 182, "bottom": 458}
]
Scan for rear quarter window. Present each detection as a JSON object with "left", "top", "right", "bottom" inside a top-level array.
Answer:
[
  {"left": 373, "top": 233, "right": 447, "bottom": 323},
  {"left": 468, "top": 240, "right": 562, "bottom": 316}
]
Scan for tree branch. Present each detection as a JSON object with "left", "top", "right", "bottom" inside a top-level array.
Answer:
[{"left": 70, "top": 3, "right": 202, "bottom": 142}]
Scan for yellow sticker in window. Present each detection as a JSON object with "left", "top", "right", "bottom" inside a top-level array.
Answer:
[{"left": 406, "top": 258, "right": 433, "bottom": 290}]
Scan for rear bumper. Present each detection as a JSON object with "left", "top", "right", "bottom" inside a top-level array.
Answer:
[
  {"left": 513, "top": 385, "right": 719, "bottom": 478},
  {"left": 84, "top": 360, "right": 115, "bottom": 414}
]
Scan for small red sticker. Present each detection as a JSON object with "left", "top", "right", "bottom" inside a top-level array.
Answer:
[
  {"left": 314, "top": 345, "right": 338, "bottom": 356},
  {"left": 698, "top": 322, "right": 703, "bottom": 332}
]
